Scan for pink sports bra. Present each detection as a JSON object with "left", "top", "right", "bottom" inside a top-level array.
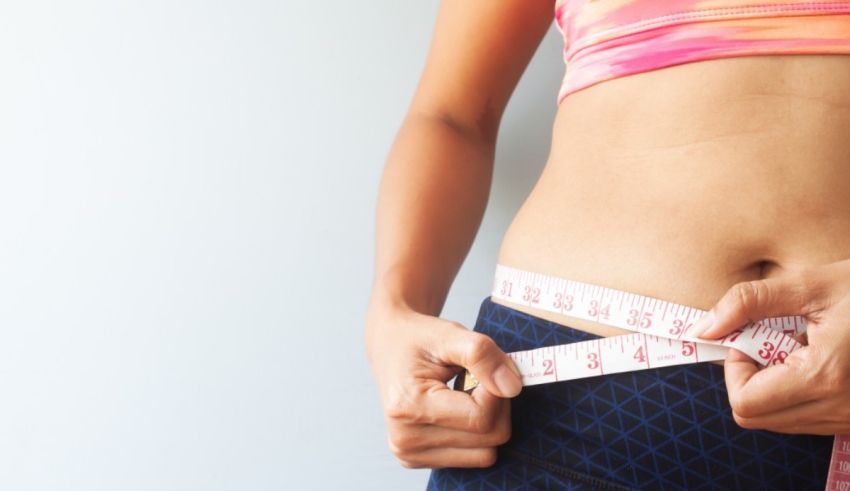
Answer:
[{"left": 554, "top": 0, "right": 850, "bottom": 104}]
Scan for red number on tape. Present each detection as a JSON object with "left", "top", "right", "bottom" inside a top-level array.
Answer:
[
  {"left": 633, "top": 346, "right": 646, "bottom": 363},
  {"left": 543, "top": 359, "right": 554, "bottom": 375},
  {"left": 500, "top": 280, "right": 513, "bottom": 297},
  {"left": 523, "top": 286, "right": 540, "bottom": 304},
  {"left": 758, "top": 341, "right": 775, "bottom": 360},
  {"left": 587, "top": 352, "right": 600, "bottom": 370},
  {"left": 554, "top": 293, "right": 573, "bottom": 311},
  {"left": 771, "top": 351, "right": 788, "bottom": 365}
]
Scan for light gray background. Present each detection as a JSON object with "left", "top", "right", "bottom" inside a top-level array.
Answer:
[{"left": 0, "top": 1, "right": 563, "bottom": 489}]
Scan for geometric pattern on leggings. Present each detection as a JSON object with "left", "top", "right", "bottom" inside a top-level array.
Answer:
[{"left": 427, "top": 296, "right": 833, "bottom": 491}]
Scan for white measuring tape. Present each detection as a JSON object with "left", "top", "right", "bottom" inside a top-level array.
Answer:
[{"left": 455, "top": 264, "right": 850, "bottom": 491}]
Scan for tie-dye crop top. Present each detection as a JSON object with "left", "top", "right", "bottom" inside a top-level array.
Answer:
[{"left": 554, "top": 0, "right": 850, "bottom": 104}]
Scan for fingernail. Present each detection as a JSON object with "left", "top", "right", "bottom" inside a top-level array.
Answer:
[
  {"left": 493, "top": 363, "right": 522, "bottom": 397},
  {"left": 690, "top": 310, "right": 715, "bottom": 338}
]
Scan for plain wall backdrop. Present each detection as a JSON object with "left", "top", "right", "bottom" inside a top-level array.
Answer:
[{"left": 0, "top": 1, "right": 564, "bottom": 489}]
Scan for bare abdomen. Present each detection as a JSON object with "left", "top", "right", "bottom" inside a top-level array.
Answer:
[{"left": 496, "top": 54, "right": 850, "bottom": 336}]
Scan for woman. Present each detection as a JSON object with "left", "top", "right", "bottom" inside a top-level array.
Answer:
[{"left": 365, "top": 0, "right": 850, "bottom": 489}]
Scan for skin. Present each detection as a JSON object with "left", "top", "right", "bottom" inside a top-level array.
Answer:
[
  {"left": 366, "top": 0, "right": 850, "bottom": 470},
  {"left": 692, "top": 259, "right": 850, "bottom": 435}
]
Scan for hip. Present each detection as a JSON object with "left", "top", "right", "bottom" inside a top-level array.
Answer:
[{"left": 427, "top": 296, "right": 833, "bottom": 491}]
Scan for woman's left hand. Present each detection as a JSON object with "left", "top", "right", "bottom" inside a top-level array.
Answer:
[{"left": 692, "top": 258, "right": 850, "bottom": 435}]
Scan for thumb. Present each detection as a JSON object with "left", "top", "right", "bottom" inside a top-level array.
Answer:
[
  {"left": 694, "top": 272, "right": 823, "bottom": 340},
  {"left": 434, "top": 322, "right": 522, "bottom": 398}
]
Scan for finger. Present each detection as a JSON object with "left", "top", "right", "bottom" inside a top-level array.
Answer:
[
  {"left": 394, "top": 446, "right": 499, "bottom": 469},
  {"left": 398, "top": 380, "right": 504, "bottom": 432},
  {"left": 749, "top": 423, "right": 849, "bottom": 435},
  {"left": 389, "top": 399, "right": 510, "bottom": 451},
  {"left": 731, "top": 396, "right": 848, "bottom": 434},
  {"left": 724, "top": 347, "right": 818, "bottom": 418},
  {"left": 695, "top": 272, "right": 826, "bottom": 340},
  {"left": 430, "top": 323, "right": 522, "bottom": 398}
]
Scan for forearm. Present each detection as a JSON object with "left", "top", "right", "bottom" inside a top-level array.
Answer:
[{"left": 370, "top": 113, "right": 496, "bottom": 317}]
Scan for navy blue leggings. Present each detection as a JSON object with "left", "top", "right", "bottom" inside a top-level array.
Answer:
[{"left": 426, "top": 296, "right": 832, "bottom": 491}]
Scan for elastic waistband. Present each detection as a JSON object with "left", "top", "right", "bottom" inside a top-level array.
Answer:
[{"left": 474, "top": 295, "right": 601, "bottom": 351}]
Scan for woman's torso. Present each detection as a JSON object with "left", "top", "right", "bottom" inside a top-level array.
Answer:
[{"left": 495, "top": 54, "right": 850, "bottom": 336}]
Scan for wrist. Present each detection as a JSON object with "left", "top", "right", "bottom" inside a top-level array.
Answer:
[{"left": 368, "top": 273, "right": 447, "bottom": 318}]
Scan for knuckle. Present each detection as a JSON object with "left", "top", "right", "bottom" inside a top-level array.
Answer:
[
  {"left": 820, "top": 368, "right": 848, "bottom": 397},
  {"left": 385, "top": 399, "right": 410, "bottom": 421},
  {"left": 468, "top": 406, "right": 498, "bottom": 434},
  {"left": 820, "top": 376, "right": 839, "bottom": 398},
  {"left": 385, "top": 391, "right": 422, "bottom": 423},
  {"left": 388, "top": 431, "right": 416, "bottom": 453},
  {"left": 489, "top": 409, "right": 512, "bottom": 445},
  {"left": 796, "top": 267, "right": 829, "bottom": 295},
  {"left": 838, "top": 373, "right": 850, "bottom": 393},
  {"left": 732, "top": 281, "right": 763, "bottom": 313},
  {"left": 793, "top": 270, "right": 816, "bottom": 291},
  {"left": 466, "top": 411, "right": 490, "bottom": 434},
  {"left": 493, "top": 425, "right": 512, "bottom": 446},
  {"left": 732, "top": 411, "right": 759, "bottom": 430},
  {"left": 397, "top": 457, "right": 420, "bottom": 469},
  {"left": 390, "top": 442, "right": 422, "bottom": 468},
  {"left": 806, "top": 353, "right": 847, "bottom": 397},
  {"left": 728, "top": 393, "right": 755, "bottom": 419},
  {"left": 476, "top": 449, "right": 498, "bottom": 468},
  {"left": 465, "top": 333, "right": 496, "bottom": 364},
  {"left": 790, "top": 271, "right": 825, "bottom": 312}
]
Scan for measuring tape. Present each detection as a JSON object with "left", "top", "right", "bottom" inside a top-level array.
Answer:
[{"left": 454, "top": 264, "right": 850, "bottom": 491}]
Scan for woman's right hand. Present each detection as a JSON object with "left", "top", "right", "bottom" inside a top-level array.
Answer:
[{"left": 365, "top": 298, "right": 523, "bottom": 469}]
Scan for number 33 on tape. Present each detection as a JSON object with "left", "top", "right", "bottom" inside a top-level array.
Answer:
[{"left": 452, "top": 264, "right": 850, "bottom": 491}]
